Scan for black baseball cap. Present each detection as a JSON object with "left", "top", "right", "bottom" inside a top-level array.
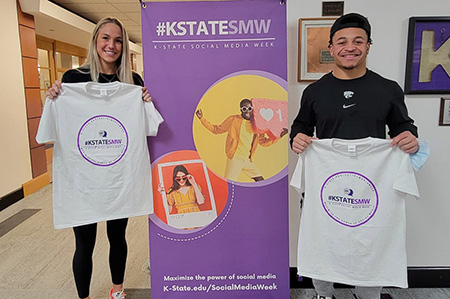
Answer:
[{"left": 329, "top": 13, "right": 371, "bottom": 44}]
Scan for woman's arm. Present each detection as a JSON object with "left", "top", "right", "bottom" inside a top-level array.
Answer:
[
  {"left": 159, "top": 184, "right": 174, "bottom": 213},
  {"left": 187, "top": 175, "right": 205, "bottom": 205},
  {"left": 133, "top": 72, "right": 152, "bottom": 102},
  {"left": 46, "top": 80, "right": 62, "bottom": 100},
  {"left": 142, "top": 86, "right": 152, "bottom": 102}
]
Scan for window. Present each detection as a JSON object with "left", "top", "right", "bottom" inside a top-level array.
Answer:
[
  {"left": 55, "top": 52, "right": 81, "bottom": 81},
  {"left": 36, "top": 35, "right": 87, "bottom": 105},
  {"left": 36, "top": 38, "right": 55, "bottom": 106}
]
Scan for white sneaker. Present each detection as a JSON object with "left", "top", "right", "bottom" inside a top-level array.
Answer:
[
  {"left": 313, "top": 296, "right": 336, "bottom": 299},
  {"left": 110, "top": 288, "right": 126, "bottom": 299}
]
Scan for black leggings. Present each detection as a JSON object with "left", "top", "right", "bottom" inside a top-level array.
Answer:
[{"left": 72, "top": 218, "right": 128, "bottom": 298}]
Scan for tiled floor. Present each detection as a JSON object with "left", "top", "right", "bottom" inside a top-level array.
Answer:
[
  {"left": 1, "top": 185, "right": 449, "bottom": 298},
  {"left": 0, "top": 185, "right": 150, "bottom": 299}
]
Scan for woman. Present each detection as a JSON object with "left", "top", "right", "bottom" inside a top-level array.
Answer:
[
  {"left": 165, "top": 165, "right": 205, "bottom": 215},
  {"left": 46, "top": 17, "right": 151, "bottom": 299},
  {"left": 47, "top": 18, "right": 151, "bottom": 101}
]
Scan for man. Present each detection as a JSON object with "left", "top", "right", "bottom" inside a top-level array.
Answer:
[
  {"left": 197, "top": 99, "right": 287, "bottom": 181},
  {"left": 290, "top": 13, "right": 418, "bottom": 299}
]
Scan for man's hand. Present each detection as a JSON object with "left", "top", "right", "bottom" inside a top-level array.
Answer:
[
  {"left": 196, "top": 109, "right": 203, "bottom": 119},
  {"left": 291, "top": 133, "right": 316, "bottom": 154},
  {"left": 391, "top": 131, "right": 418, "bottom": 153}
]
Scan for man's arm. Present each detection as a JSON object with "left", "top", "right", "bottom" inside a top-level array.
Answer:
[
  {"left": 196, "top": 109, "right": 233, "bottom": 134},
  {"left": 386, "top": 83, "right": 418, "bottom": 136},
  {"left": 386, "top": 83, "right": 419, "bottom": 153},
  {"left": 257, "top": 128, "right": 288, "bottom": 147},
  {"left": 290, "top": 88, "right": 316, "bottom": 153}
]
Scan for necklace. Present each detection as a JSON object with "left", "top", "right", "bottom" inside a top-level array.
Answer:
[{"left": 99, "top": 73, "right": 117, "bottom": 83}]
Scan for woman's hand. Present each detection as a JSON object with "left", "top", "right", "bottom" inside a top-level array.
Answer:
[
  {"left": 46, "top": 80, "right": 62, "bottom": 100},
  {"left": 142, "top": 86, "right": 152, "bottom": 102},
  {"left": 158, "top": 183, "right": 165, "bottom": 193},
  {"left": 186, "top": 174, "right": 196, "bottom": 185}
]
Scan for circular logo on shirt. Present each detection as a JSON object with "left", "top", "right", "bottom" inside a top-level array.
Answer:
[
  {"left": 77, "top": 115, "right": 128, "bottom": 166},
  {"left": 320, "top": 171, "right": 378, "bottom": 227}
]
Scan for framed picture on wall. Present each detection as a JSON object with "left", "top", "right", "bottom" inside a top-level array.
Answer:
[
  {"left": 439, "top": 98, "right": 450, "bottom": 126},
  {"left": 298, "top": 18, "right": 336, "bottom": 82},
  {"left": 404, "top": 17, "right": 450, "bottom": 94}
]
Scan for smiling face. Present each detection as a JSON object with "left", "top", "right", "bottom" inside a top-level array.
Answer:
[
  {"left": 329, "top": 27, "right": 370, "bottom": 79},
  {"left": 96, "top": 23, "right": 123, "bottom": 73},
  {"left": 240, "top": 102, "right": 253, "bottom": 120},
  {"left": 175, "top": 171, "right": 188, "bottom": 187}
]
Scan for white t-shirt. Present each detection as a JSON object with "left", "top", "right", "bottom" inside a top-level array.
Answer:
[
  {"left": 36, "top": 82, "right": 163, "bottom": 229},
  {"left": 290, "top": 138, "right": 419, "bottom": 288}
]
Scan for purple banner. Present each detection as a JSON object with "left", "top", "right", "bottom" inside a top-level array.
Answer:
[{"left": 142, "top": 1, "right": 288, "bottom": 298}]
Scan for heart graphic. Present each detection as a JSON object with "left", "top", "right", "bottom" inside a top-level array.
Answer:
[
  {"left": 260, "top": 108, "right": 274, "bottom": 121},
  {"left": 252, "top": 98, "right": 288, "bottom": 140}
]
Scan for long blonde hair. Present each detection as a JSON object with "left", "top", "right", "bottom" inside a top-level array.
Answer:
[{"left": 80, "top": 17, "right": 133, "bottom": 84}]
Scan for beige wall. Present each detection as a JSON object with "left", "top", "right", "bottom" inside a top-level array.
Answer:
[{"left": 0, "top": 0, "right": 32, "bottom": 197}]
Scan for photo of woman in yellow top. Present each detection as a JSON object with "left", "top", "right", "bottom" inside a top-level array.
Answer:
[{"left": 165, "top": 165, "right": 205, "bottom": 214}]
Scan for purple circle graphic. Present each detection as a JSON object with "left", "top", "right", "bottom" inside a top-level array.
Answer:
[
  {"left": 77, "top": 115, "right": 129, "bottom": 167},
  {"left": 320, "top": 171, "right": 378, "bottom": 227}
]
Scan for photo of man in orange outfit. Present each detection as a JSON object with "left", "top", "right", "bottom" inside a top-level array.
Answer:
[{"left": 196, "top": 99, "right": 287, "bottom": 182}]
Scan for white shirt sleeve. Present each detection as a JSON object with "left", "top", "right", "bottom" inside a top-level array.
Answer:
[
  {"left": 36, "top": 98, "right": 57, "bottom": 144},
  {"left": 144, "top": 101, "right": 164, "bottom": 136},
  {"left": 393, "top": 152, "right": 420, "bottom": 198}
]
